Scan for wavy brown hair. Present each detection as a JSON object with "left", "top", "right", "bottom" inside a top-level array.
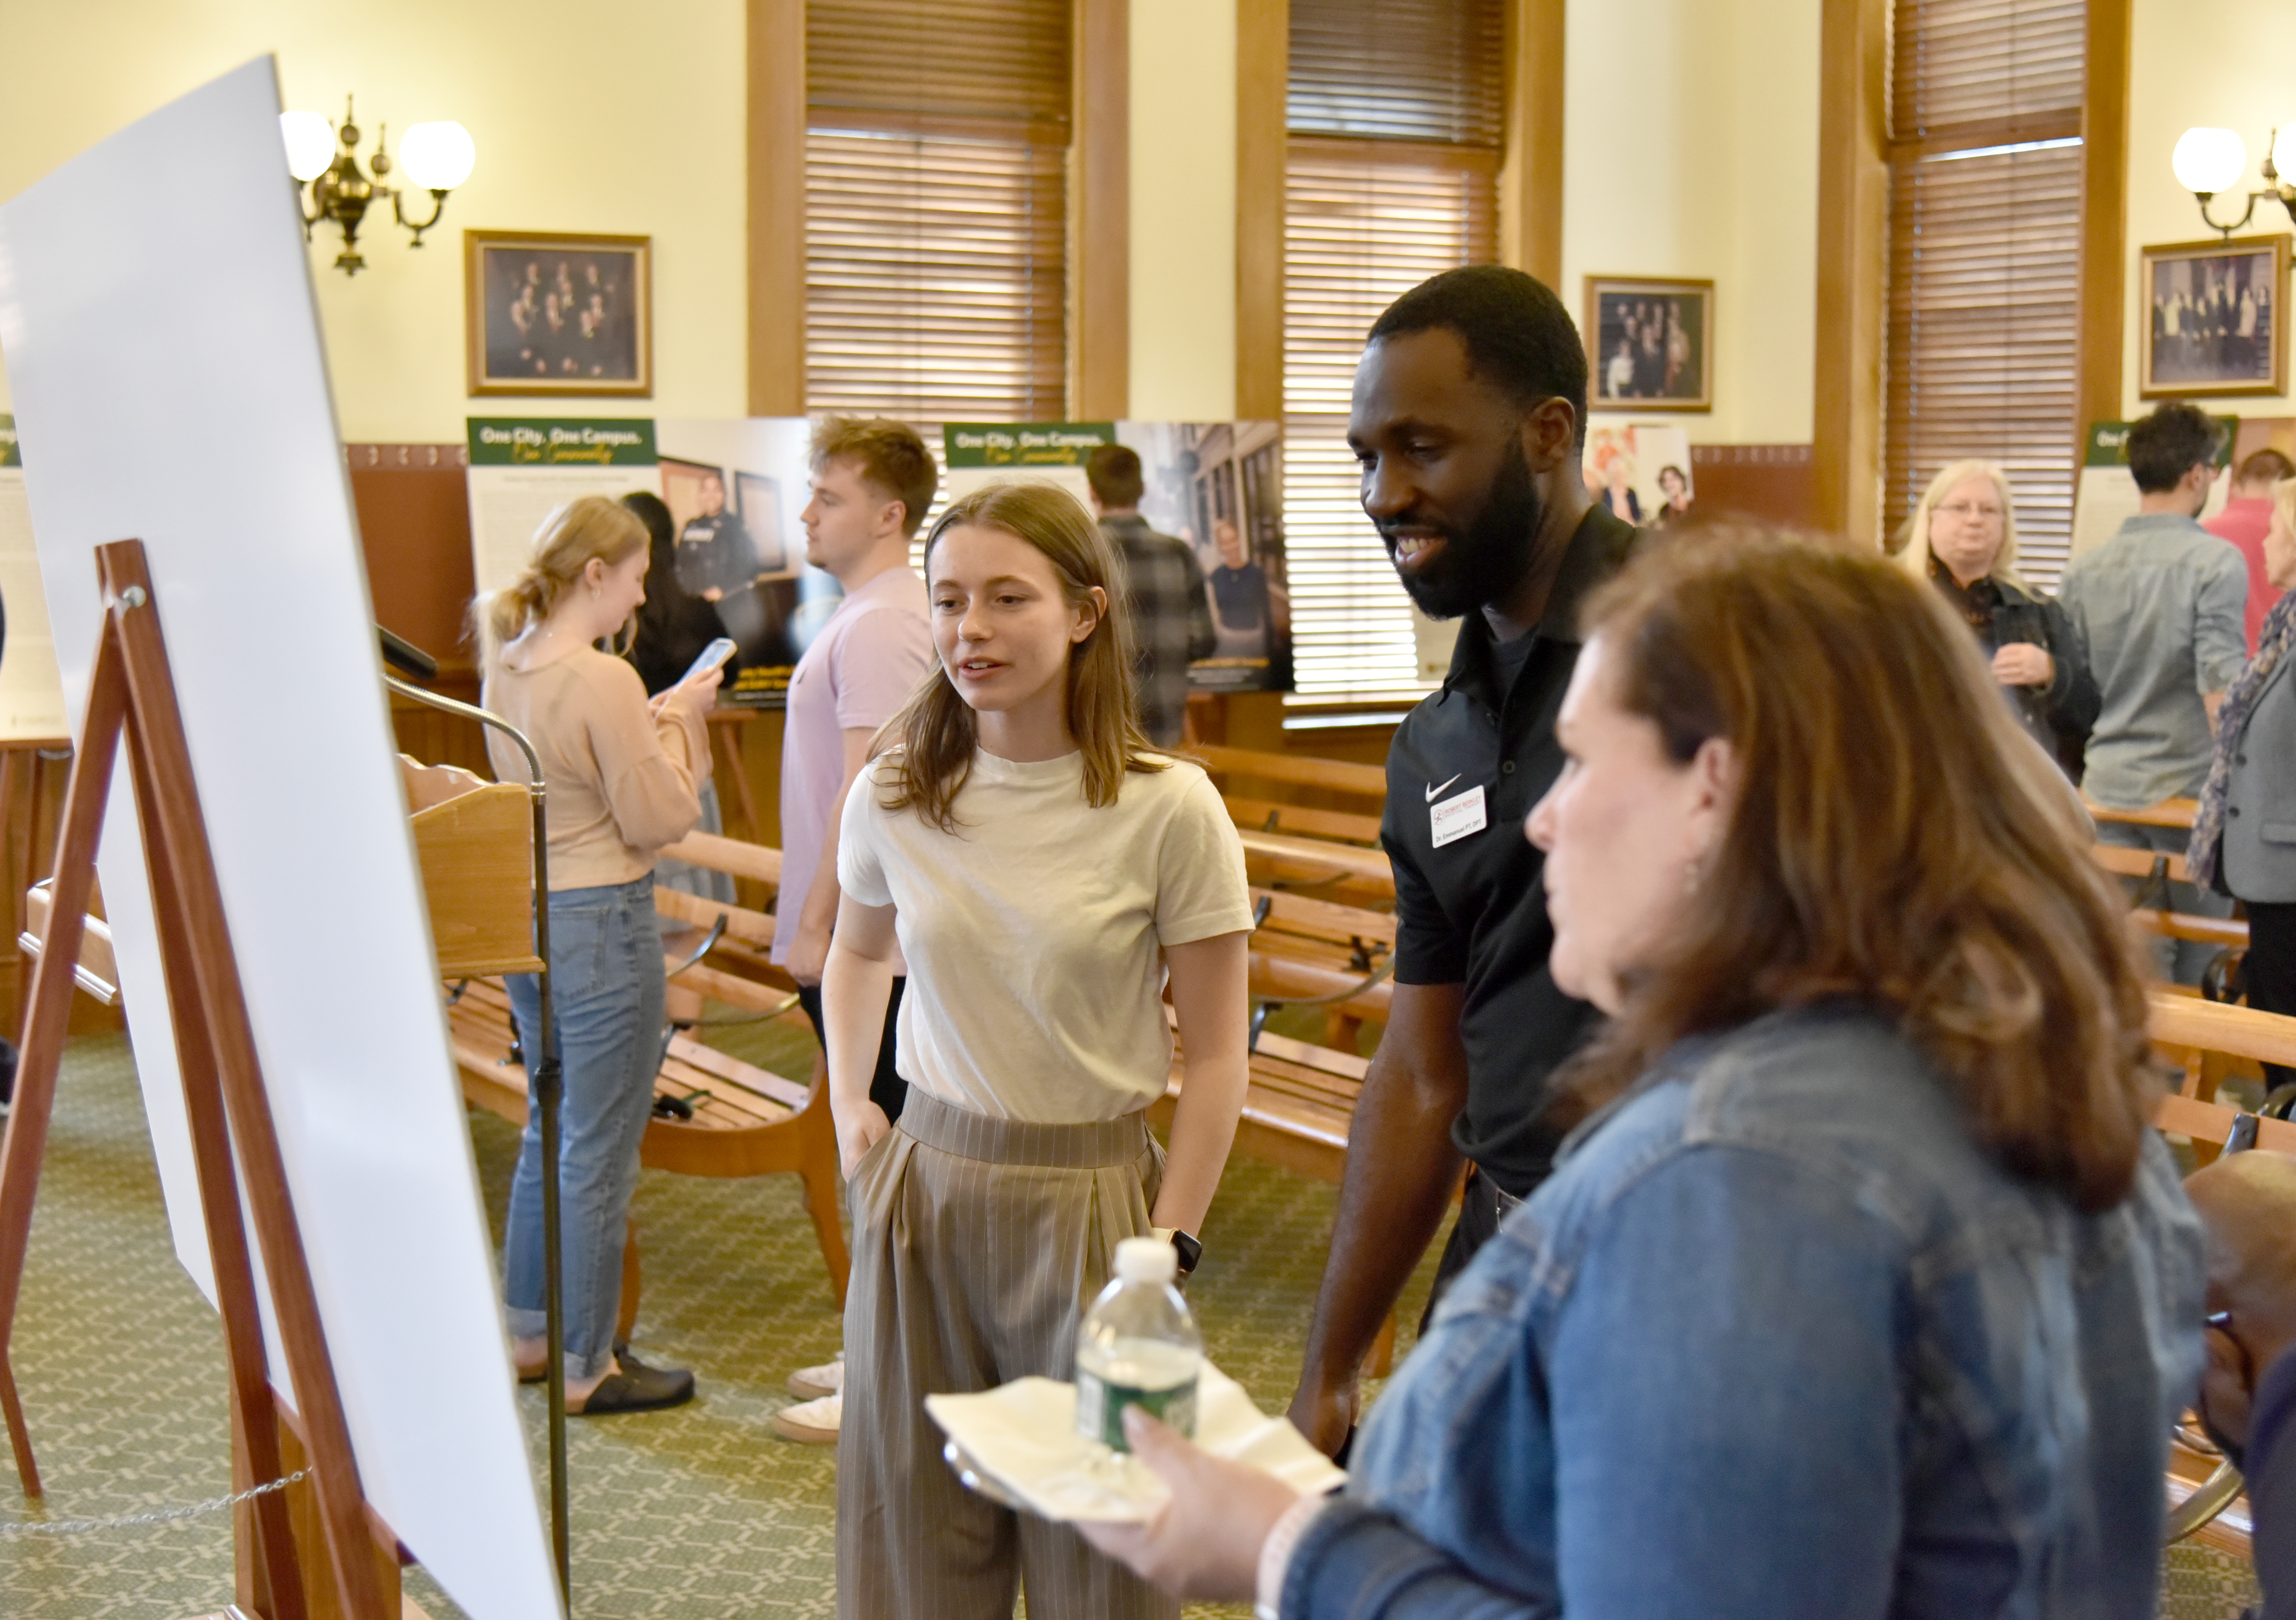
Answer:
[
  {"left": 1561, "top": 527, "right": 2158, "bottom": 1213},
  {"left": 875, "top": 480, "right": 1166, "bottom": 832}
]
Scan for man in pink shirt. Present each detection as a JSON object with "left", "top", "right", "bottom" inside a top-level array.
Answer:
[
  {"left": 772, "top": 416, "right": 936, "bottom": 1444},
  {"left": 2208, "top": 447, "right": 2296, "bottom": 654}
]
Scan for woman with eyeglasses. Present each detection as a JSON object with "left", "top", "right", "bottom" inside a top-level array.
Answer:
[{"left": 1897, "top": 460, "right": 2098, "bottom": 777}]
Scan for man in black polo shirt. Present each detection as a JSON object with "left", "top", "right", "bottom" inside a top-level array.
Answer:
[{"left": 1287, "top": 264, "right": 1636, "bottom": 1457}]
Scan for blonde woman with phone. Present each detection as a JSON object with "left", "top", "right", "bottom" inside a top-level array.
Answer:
[{"left": 477, "top": 495, "right": 721, "bottom": 1414}]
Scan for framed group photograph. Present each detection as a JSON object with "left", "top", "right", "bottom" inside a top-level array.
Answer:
[
  {"left": 1584, "top": 275, "right": 1714, "bottom": 412},
  {"left": 465, "top": 229, "right": 652, "bottom": 398},
  {"left": 2139, "top": 234, "right": 2288, "bottom": 399}
]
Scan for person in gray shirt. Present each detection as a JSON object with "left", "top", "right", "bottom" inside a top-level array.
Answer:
[{"left": 2058, "top": 400, "right": 2245, "bottom": 983}]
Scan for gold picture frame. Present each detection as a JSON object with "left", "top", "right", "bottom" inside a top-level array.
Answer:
[
  {"left": 464, "top": 229, "right": 653, "bottom": 398},
  {"left": 1583, "top": 275, "right": 1714, "bottom": 413},
  {"left": 2138, "top": 234, "right": 2288, "bottom": 400}
]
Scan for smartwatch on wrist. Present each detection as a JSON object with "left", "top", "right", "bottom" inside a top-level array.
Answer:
[{"left": 1169, "top": 1228, "right": 1203, "bottom": 1277}]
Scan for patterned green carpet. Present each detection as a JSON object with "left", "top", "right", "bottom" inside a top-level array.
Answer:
[{"left": 0, "top": 1027, "right": 2265, "bottom": 1618}]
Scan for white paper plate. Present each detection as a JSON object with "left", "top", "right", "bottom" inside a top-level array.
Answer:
[{"left": 925, "top": 1360, "right": 1346, "bottom": 1524}]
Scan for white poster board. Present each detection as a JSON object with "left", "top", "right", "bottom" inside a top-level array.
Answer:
[
  {"left": 463, "top": 416, "right": 662, "bottom": 593},
  {"left": 0, "top": 417, "right": 69, "bottom": 741},
  {"left": 0, "top": 59, "right": 560, "bottom": 1620}
]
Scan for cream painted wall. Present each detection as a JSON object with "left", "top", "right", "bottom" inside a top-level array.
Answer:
[
  {"left": 2122, "top": 0, "right": 2296, "bottom": 420},
  {"left": 0, "top": 0, "right": 748, "bottom": 440},
  {"left": 1563, "top": 0, "right": 1821, "bottom": 445},
  {"left": 1130, "top": 0, "right": 1239, "bottom": 422}
]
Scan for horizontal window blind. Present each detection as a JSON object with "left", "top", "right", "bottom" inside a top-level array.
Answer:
[
  {"left": 1289, "top": 0, "right": 1505, "bottom": 144},
  {"left": 1891, "top": 0, "right": 2085, "bottom": 138},
  {"left": 1285, "top": 0, "right": 1503, "bottom": 703},
  {"left": 804, "top": 0, "right": 1069, "bottom": 433},
  {"left": 1883, "top": 0, "right": 2085, "bottom": 589}
]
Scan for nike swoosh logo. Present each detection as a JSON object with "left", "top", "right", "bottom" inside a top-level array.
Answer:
[{"left": 1425, "top": 774, "right": 1463, "bottom": 802}]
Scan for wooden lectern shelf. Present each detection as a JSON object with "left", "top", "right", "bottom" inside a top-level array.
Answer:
[{"left": 397, "top": 757, "right": 545, "bottom": 979}]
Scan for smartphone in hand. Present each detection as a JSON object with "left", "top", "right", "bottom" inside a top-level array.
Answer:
[{"left": 677, "top": 637, "right": 737, "bottom": 689}]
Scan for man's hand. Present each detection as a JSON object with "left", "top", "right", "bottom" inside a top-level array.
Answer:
[
  {"left": 2200, "top": 1321, "right": 2257, "bottom": 1453},
  {"left": 835, "top": 1097, "right": 890, "bottom": 1177},
  {"left": 1286, "top": 1375, "right": 1361, "bottom": 1460},
  {"left": 1072, "top": 1408, "right": 1305, "bottom": 1602},
  {"left": 786, "top": 916, "right": 831, "bottom": 987},
  {"left": 1992, "top": 643, "right": 2053, "bottom": 688}
]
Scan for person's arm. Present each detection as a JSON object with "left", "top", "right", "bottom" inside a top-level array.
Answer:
[
  {"left": 2198, "top": 552, "right": 2250, "bottom": 733},
  {"left": 1286, "top": 981, "right": 1469, "bottom": 1456},
  {"left": 596, "top": 661, "right": 718, "bottom": 849},
  {"left": 1181, "top": 544, "right": 1218, "bottom": 664},
  {"left": 785, "top": 726, "right": 877, "bottom": 987},
  {"left": 2040, "top": 597, "right": 2101, "bottom": 739},
  {"left": 820, "top": 889, "right": 899, "bottom": 1173},
  {"left": 1153, "top": 930, "right": 1250, "bottom": 1236}
]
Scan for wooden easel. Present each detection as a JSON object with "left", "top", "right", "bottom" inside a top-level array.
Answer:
[{"left": 0, "top": 541, "right": 390, "bottom": 1620}]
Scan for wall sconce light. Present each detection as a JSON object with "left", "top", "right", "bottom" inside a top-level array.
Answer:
[
  {"left": 278, "top": 98, "right": 476, "bottom": 276},
  {"left": 2174, "top": 125, "right": 2296, "bottom": 238}
]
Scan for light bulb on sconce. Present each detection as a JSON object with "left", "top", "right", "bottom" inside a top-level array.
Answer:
[
  {"left": 276, "top": 97, "right": 476, "bottom": 276},
  {"left": 2175, "top": 122, "right": 2296, "bottom": 238}
]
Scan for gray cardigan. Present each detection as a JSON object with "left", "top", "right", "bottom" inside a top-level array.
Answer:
[{"left": 2222, "top": 654, "right": 2296, "bottom": 903}]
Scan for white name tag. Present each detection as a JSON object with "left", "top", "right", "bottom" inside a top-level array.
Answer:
[{"left": 1430, "top": 784, "right": 1488, "bottom": 848}]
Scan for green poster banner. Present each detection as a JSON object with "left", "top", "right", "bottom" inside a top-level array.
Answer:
[
  {"left": 943, "top": 422, "right": 1117, "bottom": 469},
  {"left": 467, "top": 417, "right": 656, "bottom": 467},
  {"left": 0, "top": 414, "right": 19, "bottom": 470},
  {"left": 2083, "top": 416, "right": 2238, "bottom": 468}
]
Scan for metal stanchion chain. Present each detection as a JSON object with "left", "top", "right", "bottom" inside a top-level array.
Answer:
[{"left": 0, "top": 1469, "right": 309, "bottom": 1537}]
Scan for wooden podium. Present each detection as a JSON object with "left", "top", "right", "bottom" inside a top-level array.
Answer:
[{"left": 0, "top": 542, "right": 394, "bottom": 1620}]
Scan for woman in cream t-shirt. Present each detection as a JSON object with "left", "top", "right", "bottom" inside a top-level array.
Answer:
[{"left": 820, "top": 480, "right": 1251, "bottom": 1620}]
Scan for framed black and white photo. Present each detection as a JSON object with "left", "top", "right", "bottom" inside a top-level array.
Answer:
[
  {"left": 2139, "top": 234, "right": 2288, "bottom": 399},
  {"left": 1584, "top": 276, "right": 1714, "bottom": 412},
  {"left": 465, "top": 229, "right": 652, "bottom": 397}
]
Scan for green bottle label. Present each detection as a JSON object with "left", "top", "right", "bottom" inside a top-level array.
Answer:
[{"left": 1074, "top": 1368, "right": 1196, "bottom": 1451}]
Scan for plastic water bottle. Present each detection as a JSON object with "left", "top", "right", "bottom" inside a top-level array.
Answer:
[{"left": 1074, "top": 1236, "right": 1202, "bottom": 1453}]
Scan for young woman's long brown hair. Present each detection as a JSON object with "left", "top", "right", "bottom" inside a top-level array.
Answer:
[
  {"left": 875, "top": 480, "right": 1167, "bottom": 831},
  {"left": 1562, "top": 527, "right": 2157, "bottom": 1213}
]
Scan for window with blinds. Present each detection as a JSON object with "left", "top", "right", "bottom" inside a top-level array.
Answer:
[
  {"left": 1284, "top": 0, "right": 1503, "bottom": 702},
  {"left": 1883, "top": 0, "right": 2086, "bottom": 587},
  {"left": 804, "top": 0, "right": 1070, "bottom": 430}
]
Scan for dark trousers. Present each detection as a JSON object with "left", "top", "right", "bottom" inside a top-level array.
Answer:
[
  {"left": 2246, "top": 903, "right": 2296, "bottom": 1093},
  {"left": 1418, "top": 1165, "right": 1525, "bottom": 1334},
  {"left": 797, "top": 976, "right": 909, "bottom": 1125}
]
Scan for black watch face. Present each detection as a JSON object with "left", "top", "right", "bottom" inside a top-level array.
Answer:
[{"left": 1171, "top": 1230, "right": 1204, "bottom": 1273}]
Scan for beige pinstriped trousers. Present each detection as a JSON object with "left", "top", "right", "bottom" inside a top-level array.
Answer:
[{"left": 835, "top": 1092, "right": 1178, "bottom": 1620}]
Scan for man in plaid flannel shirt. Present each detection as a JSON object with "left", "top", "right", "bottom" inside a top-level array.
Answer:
[{"left": 1086, "top": 443, "right": 1217, "bottom": 746}]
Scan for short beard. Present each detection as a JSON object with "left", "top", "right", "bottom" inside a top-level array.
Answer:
[{"left": 1386, "top": 441, "right": 1545, "bottom": 620}]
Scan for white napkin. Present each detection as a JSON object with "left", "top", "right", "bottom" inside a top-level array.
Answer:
[{"left": 926, "top": 1359, "right": 1347, "bottom": 1524}]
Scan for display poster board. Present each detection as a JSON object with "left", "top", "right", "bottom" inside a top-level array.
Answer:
[
  {"left": 944, "top": 421, "right": 1293, "bottom": 692},
  {"left": 2068, "top": 418, "right": 2237, "bottom": 565},
  {"left": 0, "top": 416, "right": 69, "bottom": 740},
  {"left": 1583, "top": 420, "right": 1696, "bottom": 527},
  {"left": 0, "top": 59, "right": 559, "bottom": 1620},
  {"left": 463, "top": 415, "right": 662, "bottom": 591},
  {"left": 656, "top": 418, "right": 838, "bottom": 706}
]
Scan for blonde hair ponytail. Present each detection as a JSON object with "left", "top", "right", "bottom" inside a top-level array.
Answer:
[{"left": 472, "top": 495, "right": 649, "bottom": 655}]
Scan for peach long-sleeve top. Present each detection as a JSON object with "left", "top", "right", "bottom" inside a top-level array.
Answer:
[{"left": 481, "top": 645, "right": 706, "bottom": 891}]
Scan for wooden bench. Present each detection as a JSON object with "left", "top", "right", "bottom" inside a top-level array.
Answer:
[
  {"left": 439, "top": 826, "right": 850, "bottom": 1329},
  {"left": 1193, "top": 744, "right": 1395, "bottom": 906}
]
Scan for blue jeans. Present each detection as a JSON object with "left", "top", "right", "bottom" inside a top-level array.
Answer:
[{"left": 503, "top": 874, "right": 664, "bottom": 1380}]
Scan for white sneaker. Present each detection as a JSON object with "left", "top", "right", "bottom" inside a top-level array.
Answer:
[
  {"left": 772, "top": 1392, "right": 840, "bottom": 1444},
  {"left": 786, "top": 1351, "right": 844, "bottom": 1400}
]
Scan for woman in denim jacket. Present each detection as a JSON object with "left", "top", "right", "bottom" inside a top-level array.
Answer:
[{"left": 1085, "top": 529, "right": 2204, "bottom": 1619}]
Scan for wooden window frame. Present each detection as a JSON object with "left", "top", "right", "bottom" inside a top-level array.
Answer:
[
  {"left": 746, "top": 0, "right": 1128, "bottom": 420},
  {"left": 1814, "top": 0, "right": 2131, "bottom": 550}
]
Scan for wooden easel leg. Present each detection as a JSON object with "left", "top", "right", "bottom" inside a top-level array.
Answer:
[
  {"left": 125, "top": 700, "right": 310, "bottom": 1620},
  {"left": 104, "top": 541, "right": 391, "bottom": 1620},
  {"left": 798, "top": 1066, "right": 851, "bottom": 1309},
  {"left": 0, "top": 616, "right": 130, "bottom": 1497}
]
